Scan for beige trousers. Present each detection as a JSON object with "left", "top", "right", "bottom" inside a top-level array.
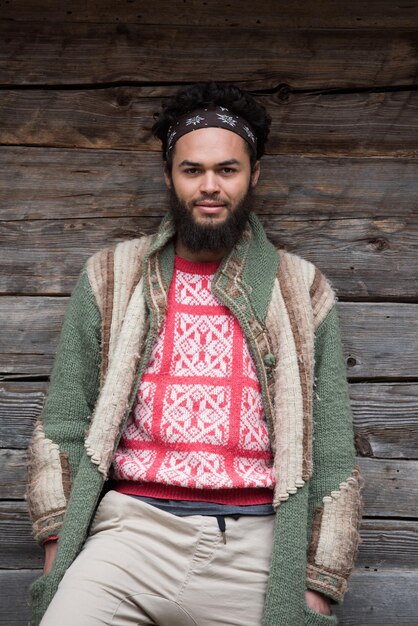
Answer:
[{"left": 40, "top": 491, "right": 275, "bottom": 626}]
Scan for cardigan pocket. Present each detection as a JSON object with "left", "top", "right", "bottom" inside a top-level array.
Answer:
[{"left": 304, "top": 605, "right": 338, "bottom": 626}]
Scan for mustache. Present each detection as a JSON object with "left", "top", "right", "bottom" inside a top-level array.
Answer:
[{"left": 192, "top": 194, "right": 228, "bottom": 206}]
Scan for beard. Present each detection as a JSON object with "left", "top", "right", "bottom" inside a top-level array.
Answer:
[{"left": 168, "top": 185, "right": 253, "bottom": 253}]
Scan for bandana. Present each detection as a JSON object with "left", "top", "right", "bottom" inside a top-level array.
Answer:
[{"left": 166, "top": 106, "right": 257, "bottom": 159}]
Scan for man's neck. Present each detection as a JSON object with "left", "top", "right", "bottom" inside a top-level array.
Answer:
[{"left": 175, "top": 236, "right": 227, "bottom": 263}]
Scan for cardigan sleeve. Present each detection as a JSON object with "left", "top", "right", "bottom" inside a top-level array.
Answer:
[
  {"left": 26, "top": 267, "right": 101, "bottom": 545},
  {"left": 306, "top": 303, "right": 363, "bottom": 603}
]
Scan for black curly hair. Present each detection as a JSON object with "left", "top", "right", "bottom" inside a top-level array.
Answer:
[{"left": 152, "top": 82, "right": 271, "bottom": 170}]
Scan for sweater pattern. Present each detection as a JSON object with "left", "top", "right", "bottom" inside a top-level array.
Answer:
[{"left": 112, "top": 255, "right": 274, "bottom": 502}]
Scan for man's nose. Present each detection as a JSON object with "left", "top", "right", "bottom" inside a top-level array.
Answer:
[{"left": 199, "top": 171, "right": 220, "bottom": 194}]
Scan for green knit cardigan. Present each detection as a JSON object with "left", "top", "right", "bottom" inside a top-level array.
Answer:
[{"left": 27, "top": 213, "right": 362, "bottom": 626}]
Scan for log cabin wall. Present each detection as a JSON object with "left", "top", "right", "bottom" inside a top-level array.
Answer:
[{"left": 0, "top": 1, "right": 418, "bottom": 624}]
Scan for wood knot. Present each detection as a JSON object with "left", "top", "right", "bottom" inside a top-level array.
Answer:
[
  {"left": 355, "top": 433, "right": 373, "bottom": 457},
  {"left": 277, "top": 84, "right": 291, "bottom": 103},
  {"left": 368, "top": 238, "right": 389, "bottom": 252},
  {"left": 116, "top": 92, "right": 131, "bottom": 107},
  {"left": 346, "top": 355, "right": 357, "bottom": 368}
]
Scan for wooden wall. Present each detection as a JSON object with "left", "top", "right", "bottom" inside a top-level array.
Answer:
[{"left": 1, "top": 2, "right": 418, "bottom": 624}]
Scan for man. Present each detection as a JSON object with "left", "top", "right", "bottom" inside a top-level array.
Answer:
[{"left": 27, "top": 82, "right": 362, "bottom": 626}]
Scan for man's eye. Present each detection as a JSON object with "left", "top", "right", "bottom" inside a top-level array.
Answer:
[
  {"left": 222, "top": 168, "right": 235, "bottom": 174},
  {"left": 185, "top": 168, "right": 199, "bottom": 175}
]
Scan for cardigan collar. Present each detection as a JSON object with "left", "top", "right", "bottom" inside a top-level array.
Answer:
[{"left": 142, "top": 211, "right": 280, "bottom": 325}]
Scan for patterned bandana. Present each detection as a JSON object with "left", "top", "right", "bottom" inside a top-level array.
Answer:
[{"left": 166, "top": 106, "right": 257, "bottom": 159}]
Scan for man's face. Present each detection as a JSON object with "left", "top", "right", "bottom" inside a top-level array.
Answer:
[{"left": 164, "top": 127, "right": 260, "bottom": 252}]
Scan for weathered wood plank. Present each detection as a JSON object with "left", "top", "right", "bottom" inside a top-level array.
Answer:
[
  {"left": 0, "top": 504, "right": 417, "bottom": 574},
  {"left": 1, "top": 300, "right": 417, "bottom": 379},
  {"left": 359, "top": 457, "right": 418, "bottom": 518},
  {"left": 257, "top": 157, "right": 418, "bottom": 219},
  {"left": 2, "top": 0, "right": 418, "bottom": 28},
  {"left": 0, "top": 450, "right": 28, "bottom": 500},
  {"left": 1, "top": 23, "right": 418, "bottom": 88},
  {"left": 352, "top": 383, "right": 418, "bottom": 460},
  {"left": 0, "top": 147, "right": 166, "bottom": 221},
  {"left": 265, "top": 216, "right": 418, "bottom": 300},
  {"left": 1, "top": 148, "right": 418, "bottom": 221},
  {"left": 0, "top": 383, "right": 46, "bottom": 448},
  {"left": 1, "top": 568, "right": 417, "bottom": 625},
  {"left": 1, "top": 89, "right": 418, "bottom": 158},
  {"left": 334, "top": 571, "right": 418, "bottom": 625},
  {"left": 2, "top": 500, "right": 418, "bottom": 570},
  {"left": 0, "top": 502, "right": 42, "bottom": 570},
  {"left": 1, "top": 215, "right": 417, "bottom": 298},
  {"left": 357, "top": 519, "right": 418, "bottom": 570},
  {"left": 0, "top": 89, "right": 159, "bottom": 152},
  {"left": 0, "top": 383, "right": 47, "bottom": 449},
  {"left": 0, "top": 217, "right": 157, "bottom": 296},
  {"left": 2, "top": 449, "right": 418, "bottom": 516},
  {"left": 339, "top": 304, "right": 418, "bottom": 381},
  {"left": 0, "top": 297, "right": 66, "bottom": 377},
  {"left": 3, "top": 382, "right": 418, "bottom": 459},
  {"left": 0, "top": 570, "right": 37, "bottom": 625},
  {"left": 264, "top": 89, "right": 418, "bottom": 158}
]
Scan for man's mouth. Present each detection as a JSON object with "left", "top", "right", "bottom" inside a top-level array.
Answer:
[{"left": 194, "top": 200, "right": 227, "bottom": 214}]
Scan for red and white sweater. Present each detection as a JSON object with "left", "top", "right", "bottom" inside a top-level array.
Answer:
[{"left": 112, "top": 256, "right": 275, "bottom": 504}]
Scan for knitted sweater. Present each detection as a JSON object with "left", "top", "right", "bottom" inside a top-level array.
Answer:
[
  {"left": 27, "top": 213, "right": 362, "bottom": 626},
  {"left": 113, "top": 255, "right": 275, "bottom": 503}
]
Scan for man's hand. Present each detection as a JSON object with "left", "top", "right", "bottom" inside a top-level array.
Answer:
[
  {"left": 305, "top": 589, "right": 332, "bottom": 616},
  {"left": 43, "top": 540, "right": 58, "bottom": 575}
]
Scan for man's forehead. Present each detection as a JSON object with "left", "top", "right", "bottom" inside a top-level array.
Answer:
[
  {"left": 172, "top": 127, "right": 249, "bottom": 164},
  {"left": 177, "top": 158, "right": 242, "bottom": 168}
]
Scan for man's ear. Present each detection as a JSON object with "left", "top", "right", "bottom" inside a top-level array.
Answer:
[
  {"left": 251, "top": 161, "right": 261, "bottom": 187},
  {"left": 163, "top": 164, "right": 172, "bottom": 189}
]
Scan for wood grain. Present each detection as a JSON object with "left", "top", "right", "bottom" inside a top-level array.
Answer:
[
  {"left": 2, "top": 380, "right": 418, "bottom": 461},
  {"left": 0, "top": 502, "right": 42, "bottom": 570},
  {"left": 2, "top": 500, "right": 417, "bottom": 570},
  {"left": 0, "top": 449, "right": 28, "bottom": 500},
  {"left": 359, "top": 457, "right": 418, "bottom": 518},
  {"left": 334, "top": 571, "right": 418, "bottom": 625},
  {"left": 1, "top": 568, "right": 417, "bottom": 625},
  {"left": 3, "top": 382, "right": 417, "bottom": 458},
  {"left": 0, "top": 147, "right": 167, "bottom": 221},
  {"left": 0, "top": 383, "right": 47, "bottom": 449},
  {"left": 1, "top": 215, "right": 417, "bottom": 298},
  {"left": 0, "top": 297, "right": 66, "bottom": 377},
  {"left": 2, "top": 449, "right": 418, "bottom": 517},
  {"left": 1, "top": 300, "right": 417, "bottom": 378},
  {"left": 264, "top": 215, "right": 418, "bottom": 301},
  {"left": 339, "top": 304, "right": 418, "bottom": 381},
  {"left": 0, "top": 217, "right": 159, "bottom": 296},
  {"left": 357, "top": 519, "right": 418, "bottom": 569},
  {"left": 264, "top": 89, "right": 418, "bottom": 158},
  {"left": 0, "top": 570, "right": 37, "bottom": 625},
  {"left": 1, "top": 89, "right": 418, "bottom": 158},
  {"left": 2, "top": 148, "right": 418, "bottom": 221},
  {"left": 1, "top": 23, "right": 418, "bottom": 88},
  {"left": 352, "top": 383, "right": 418, "bottom": 460},
  {"left": 2, "top": 0, "right": 418, "bottom": 28}
]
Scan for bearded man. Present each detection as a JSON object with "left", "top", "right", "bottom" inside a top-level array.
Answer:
[{"left": 27, "top": 82, "right": 362, "bottom": 626}]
